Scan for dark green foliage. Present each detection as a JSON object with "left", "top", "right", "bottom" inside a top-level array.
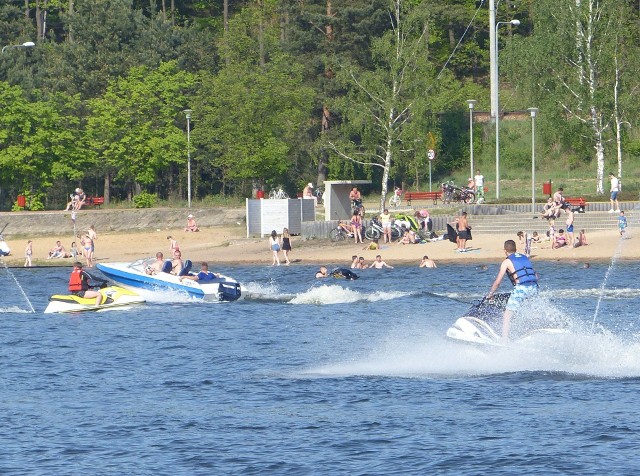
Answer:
[{"left": 0, "top": 0, "right": 638, "bottom": 209}]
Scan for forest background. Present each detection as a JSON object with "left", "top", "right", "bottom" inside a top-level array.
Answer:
[{"left": 0, "top": 0, "right": 638, "bottom": 212}]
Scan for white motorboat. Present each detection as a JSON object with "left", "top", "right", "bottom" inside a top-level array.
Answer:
[
  {"left": 96, "top": 259, "right": 241, "bottom": 302},
  {"left": 446, "top": 293, "right": 566, "bottom": 346},
  {"left": 45, "top": 285, "right": 145, "bottom": 314}
]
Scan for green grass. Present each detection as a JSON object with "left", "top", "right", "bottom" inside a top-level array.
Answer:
[{"left": 443, "top": 120, "right": 640, "bottom": 203}]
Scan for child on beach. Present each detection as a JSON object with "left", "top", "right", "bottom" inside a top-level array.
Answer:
[
  {"left": 168, "top": 236, "right": 180, "bottom": 254},
  {"left": 24, "top": 240, "right": 32, "bottom": 267},
  {"left": 618, "top": 211, "right": 627, "bottom": 236}
]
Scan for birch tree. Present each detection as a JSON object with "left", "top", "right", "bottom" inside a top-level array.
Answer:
[
  {"left": 329, "top": 0, "right": 432, "bottom": 211},
  {"left": 505, "top": 0, "right": 634, "bottom": 193}
]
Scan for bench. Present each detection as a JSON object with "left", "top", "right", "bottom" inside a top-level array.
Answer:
[
  {"left": 405, "top": 191, "right": 442, "bottom": 206},
  {"left": 85, "top": 196, "right": 105, "bottom": 208},
  {"left": 564, "top": 197, "right": 587, "bottom": 213}
]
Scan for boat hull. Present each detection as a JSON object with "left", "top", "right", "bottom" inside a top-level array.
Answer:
[
  {"left": 45, "top": 286, "right": 145, "bottom": 314},
  {"left": 96, "top": 261, "right": 241, "bottom": 302}
]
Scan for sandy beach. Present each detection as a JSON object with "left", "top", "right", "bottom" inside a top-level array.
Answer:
[{"left": 2, "top": 225, "right": 636, "bottom": 269}]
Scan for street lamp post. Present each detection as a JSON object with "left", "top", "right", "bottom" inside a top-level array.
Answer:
[
  {"left": 183, "top": 109, "right": 193, "bottom": 209},
  {"left": 493, "top": 19, "right": 520, "bottom": 200},
  {"left": 1, "top": 41, "right": 35, "bottom": 54},
  {"left": 528, "top": 107, "right": 539, "bottom": 214},
  {"left": 466, "top": 100, "right": 477, "bottom": 180}
]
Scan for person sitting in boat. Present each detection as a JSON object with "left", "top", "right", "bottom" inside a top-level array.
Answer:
[
  {"left": 145, "top": 252, "right": 165, "bottom": 275},
  {"left": 179, "top": 262, "right": 219, "bottom": 282},
  {"left": 169, "top": 250, "right": 183, "bottom": 275},
  {"left": 68, "top": 261, "right": 102, "bottom": 306}
]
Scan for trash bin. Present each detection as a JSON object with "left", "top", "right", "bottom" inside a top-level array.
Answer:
[
  {"left": 256, "top": 190, "right": 265, "bottom": 199},
  {"left": 17, "top": 195, "right": 26, "bottom": 208},
  {"left": 542, "top": 181, "right": 552, "bottom": 196}
]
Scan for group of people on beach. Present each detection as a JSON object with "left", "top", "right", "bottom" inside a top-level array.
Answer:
[
  {"left": 268, "top": 229, "right": 293, "bottom": 266},
  {"left": 42, "top": 225, "right": 98, "bottom": 267}
]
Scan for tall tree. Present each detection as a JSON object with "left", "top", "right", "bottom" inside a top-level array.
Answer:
[
  {"left": 328, "top": 0, "right": 439, "bottom": 210},
  {"left": 504, "top": 0, "right": 636, "bottom": 193}
]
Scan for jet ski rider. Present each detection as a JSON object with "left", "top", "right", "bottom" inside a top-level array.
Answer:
[
  {"left": 486, "top": 240, "right": 538, "bottom": 341},
  {"left": 69, "top": 261, "right": 102, "bottom": 306}
]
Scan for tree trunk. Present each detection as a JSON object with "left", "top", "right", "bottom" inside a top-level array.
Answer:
[
  {"left": 103, "top": 172, "right": 111, "bottom": 205},
  {"left": 613, "top": 50, "right": 623, "bottom": 180},
  {"left": 317, "top": 0, "right": 334, "bottom": 187},
  {"left": 258, "top": 0, "right": 265, "bottom": 68},
  {"left": 24, "top": 0, "right": 29, "bottom": 21},
  {"left": 68, "top": 0, "right": 74, "bottom": 43},
  {"left": 35, "top": 0, "right": 43, "bottom": 40}
]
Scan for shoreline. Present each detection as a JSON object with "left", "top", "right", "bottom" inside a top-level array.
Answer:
[{"left": 1, "top": 226, "right": 635, "bottom": 269}]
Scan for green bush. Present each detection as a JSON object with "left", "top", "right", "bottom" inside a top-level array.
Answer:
[
  {"left": 12, "top": 191, "right": 45, "bottom": 211},
  {"left": 133, "top": 191, "right": 157, "bottom": 208}
]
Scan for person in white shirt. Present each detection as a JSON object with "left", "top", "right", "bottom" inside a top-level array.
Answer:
[
  {"left": 474, "top": 170, "right": 484, "bottom": 203},
  {"left": 609, "top": 172, "right": 620, "bottom": 213}
]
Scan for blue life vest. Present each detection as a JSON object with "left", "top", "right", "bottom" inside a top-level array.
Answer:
[
  {"left": 507, "top": 253, "right": 537, "bottom": 286},
  {"left": 197, "top": 271, "right": 215, "bottom": 282}
]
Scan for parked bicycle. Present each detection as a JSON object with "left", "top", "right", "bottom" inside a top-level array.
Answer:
[
  {"left": 388, "top": 187, "right": 402, "bottom": 209},
  {"left": 441, "top": 181, "right": 476, "bottom": 204},
  {"left": 364, "top": 216, "right": 401, "bottom": 242},
  {"left": 329, "top": 222, "right": 358, "bottom": 242},
  {"left": 269, "top": 187, "right": 289, "bottom": 199}
]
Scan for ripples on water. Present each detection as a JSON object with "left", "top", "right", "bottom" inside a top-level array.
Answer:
[{"left": 1, "top": 257, "right": 640, "bottom": 475}]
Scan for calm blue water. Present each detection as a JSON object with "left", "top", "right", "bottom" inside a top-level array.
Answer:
[{"left": 2, "top": 255, "right": 640, "bottom": 475}]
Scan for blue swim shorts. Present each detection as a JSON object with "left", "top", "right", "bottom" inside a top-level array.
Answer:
[
  {"left": 506, "top": 283, "right": 538, "bottom": 311},
  {"left": 567, "top": 224, "right": 574, "bottom": 232},
  {"left": 611, "top": 191, "right": 619, "bottom": 200}
]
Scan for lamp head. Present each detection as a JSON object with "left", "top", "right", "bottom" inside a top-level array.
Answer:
[
  {"left": 183, "top": 109, "right": 192, "bottom": 119},
  {"left": 528, "top": 107, "right": 539, "bottom": 118},
  {"left": 466, "top": 99, "right": 477, "bottom": 109},
  {"left": 22, "top": 41, "right": 35, "bottom": 47},
  {"left": 510, "top": 19, "right": 521, "bottom": 26}
]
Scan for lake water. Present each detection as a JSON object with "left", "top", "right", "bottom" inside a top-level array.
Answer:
[{"left": 2, "top": 251, "right": 640, "bottom": 475}]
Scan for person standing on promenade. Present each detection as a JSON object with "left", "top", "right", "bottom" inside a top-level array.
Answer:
[
  {"left": 474, "top": 170, "right": 485, "bottom": 203},
  {"left": 609, "top": 173, "right": 621, "bottom": 213},
  {"left": 487, "top": 239, "right": 538, "bottom": 341}
]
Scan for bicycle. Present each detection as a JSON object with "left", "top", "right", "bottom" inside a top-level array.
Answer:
[
  {"left": 388, "top": 187, "right": 402, "bottom": 208},
  {"left": 329, "top": 223, "right": 356, "bottom": 242},
  {"left": 364, "top": 217, "right": 401, "bottom": 242},
  {"left": 269, "top": 187, "right": 289, "bottom": 199}
]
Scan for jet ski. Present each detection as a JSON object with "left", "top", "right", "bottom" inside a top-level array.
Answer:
[
  {"left": 330, "top": 268, "right": 359, "bottom": 280},
  {"left": 446, "top": 293, "right": 567, "bottom": 346},
  {"left": 44, "top": 286, "right": 145, "bottom": 314}
]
